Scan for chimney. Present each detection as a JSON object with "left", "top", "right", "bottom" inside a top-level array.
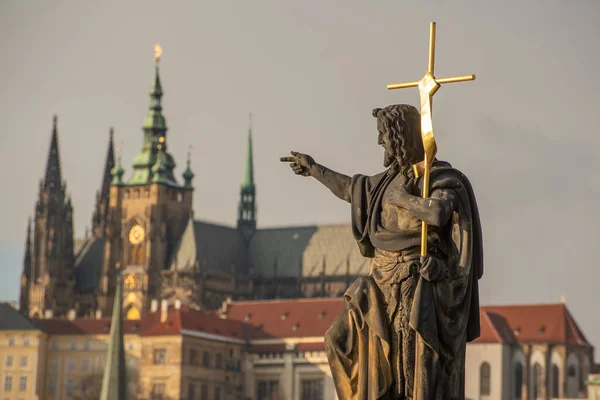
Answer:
[
  {"left": 160, "top": 299, "right": 168, "bottom": 323},
  {"left": 44, "top": 309, "right": 54, "bottom": 319},
  {"left": 95, "top": 309, "right": 102, "bottom": 319},
  {"left": 151, "top": 299, "right": 159, "bottom": 313},
  {"left": 67, "top": 309, "right": 76, "bottom": 321},
  {"left": 174, "top": 299, "right": 182, "bottom": 310}
]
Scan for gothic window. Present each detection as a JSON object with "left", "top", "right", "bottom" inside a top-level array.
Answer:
[
  {"left": 480, "top": 362, "right": 491, "bottom": 396},
  {"left": 129, "top": 243, "right": 143, "bottom": 265},
  {"left": 514, "top": 363, "right": 523, "bottom": 398},
  {"left": 552, "top": 364, "right": 560, "bottom": 398},
  {"left": 533, "top": 363, "right": 543, "bottom": 399}
]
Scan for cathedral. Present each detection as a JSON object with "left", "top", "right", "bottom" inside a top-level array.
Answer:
[{"left": 19, "top": 57, "right": 368, "bottom": 320}]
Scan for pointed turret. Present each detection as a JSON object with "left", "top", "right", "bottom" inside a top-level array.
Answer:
[
  {"left": 182, "top": 147, "right": 194, "bottom": 189},
  {"left": 44, "top": 115, "right": 63, "bottom": 190},
  {"left": 101, "top": 128, "right": 116, "bottom": 197},
  {"left": 99, "top": 274, "right": 127, "bottom": 400},
  {"left": 23, "top": 217, "right": 32, "bottom": 278},
  {"left": 237, "top": 113, "right": 257, "bottom": 237},
  {"left": 92, "top": 128, "right": 116, "bottom": 237},
  {"left": 111, "top": 148, "right": 125, "bottom": 186}
]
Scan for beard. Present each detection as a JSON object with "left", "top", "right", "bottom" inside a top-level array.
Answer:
[{"left": 383, "top": 149, "right": 395, "bottom": 167}]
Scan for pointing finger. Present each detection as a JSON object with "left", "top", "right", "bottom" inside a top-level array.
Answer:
[{"left": 280, "top": 157, "right": 295, "bottom": 162}]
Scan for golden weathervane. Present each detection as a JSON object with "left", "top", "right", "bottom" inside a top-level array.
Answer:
[
  {"left": 387, "top": 22, "right": 475, "bottom": 257},
  {"left": 154, "top": 43, "right": 163, "bottom": 64}
]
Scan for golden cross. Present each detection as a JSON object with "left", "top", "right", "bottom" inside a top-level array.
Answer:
[{"left": 387, "top": 22, "right": 475, "bottom": 257}]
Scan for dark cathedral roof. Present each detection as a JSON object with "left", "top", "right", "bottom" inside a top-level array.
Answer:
[
  {"left": 73, "top": 237, "right": 105, "bottom": 293},
  {"left": 72, "top": 219, "right": 369, "bottom": 294},
  {"left": 248, "top": 224, "right": 369, "bottom": 278},
  {"left": 168, "top": 219, "right": 369, "bottom": 278}
]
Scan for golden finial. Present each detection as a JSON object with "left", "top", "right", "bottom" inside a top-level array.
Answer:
[
  {"left": 117, "top": 141, "right": 123, "bottom": 155},
  {"left": 187, "top": 145, "right": 193, "bottom": 162},
  {"left": 154, "top": 43, "right": 163, "bottom": 64}
]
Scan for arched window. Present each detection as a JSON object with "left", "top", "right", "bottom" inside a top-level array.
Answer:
[
  {"left": 533, "top": 363, "right": 543, "bottom": 399},
  {"left": 480, "top": 362, "right": 491, "bottom": 396},
  {"left": 514, "top": 363, "right": 523, "bottom": 399},
  {"left": 129, "top": 244, "right": 145, "bottom": 265},
  {"left": 552, "top": 364, "right": 560, "bottom": 398}
]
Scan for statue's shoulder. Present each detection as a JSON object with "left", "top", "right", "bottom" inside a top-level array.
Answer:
[{"left": 430, "top": 161, "right": 474, "bottom": 190}]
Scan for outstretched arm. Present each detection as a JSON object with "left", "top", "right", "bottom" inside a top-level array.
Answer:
[
  {"left": 389, "top": 185, "right": 457, "bottom": 227},
  {"left": 280, "top": 151, "right": 352, "bottom": 203}
]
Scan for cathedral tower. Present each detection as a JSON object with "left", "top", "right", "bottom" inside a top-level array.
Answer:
[
  {"left": 20, "top": 116, "right": 75, "bottom": 317},
  {"left": 237, "top": 113, "right": 257, "bottom": 240},
  {"left": 97, "top": 50, "right": 193, "bottom": 319}
]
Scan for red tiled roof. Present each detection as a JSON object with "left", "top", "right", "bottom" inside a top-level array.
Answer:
[
  {"left": 472, "top": 310, "right": 517, "bottom": 344},
  {"left": 179, "top": 310, "right": 246, "bottom": 340},
  {"left": 223, "top": 298, "right": 345, "bottom": 340},
  {"left": 472, "top": 304, "right": 590, "bottom": 346},
  {"left": 35, "top": 318, "right": 142, "bottom": 335}
]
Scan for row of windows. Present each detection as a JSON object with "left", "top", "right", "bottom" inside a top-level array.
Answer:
[
  {"left": 153, "top": 348, "right": 240, "bottom": 371},
  {"left": 48, "top": 340, "right": 135, "bottom": 351},
  {"left": 4, "top": 355, "right": 28, "bottom": 368},
  {"left": 255, "top": 379, "right": 324, "bottom": 400},
  {"left": 479, "top": 360, "right": 587, "bottom": 398},
  {"left": 184, "top": 382, "right": 223, "bottom": 400},
  {"left": 3, "top": 376, "right": 27, "bottom": 391},
  {"left": 123, "top": 188, "right": 184, "bottom": 202},
  {"left": 3, "top": 337, "right": 32, "bottom": 347}
]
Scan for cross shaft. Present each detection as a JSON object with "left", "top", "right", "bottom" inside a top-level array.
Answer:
[{"left": 386, "top": 22, "right": 475, "bottom": 258}]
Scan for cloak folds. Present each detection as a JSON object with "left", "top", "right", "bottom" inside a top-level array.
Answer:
[{"left": 326, "top": 161, "right": 483, "bottom": 399}]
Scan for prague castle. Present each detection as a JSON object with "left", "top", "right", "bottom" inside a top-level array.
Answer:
[{"left": 18, "top": 55, "right": 369, "bottom": 321}]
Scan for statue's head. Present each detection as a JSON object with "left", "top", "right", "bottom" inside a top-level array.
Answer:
[{"left": 372, "top": 104, "right": 424, "bottom": 168}]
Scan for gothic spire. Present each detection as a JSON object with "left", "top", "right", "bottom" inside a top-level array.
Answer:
[
  {"left": 101, "top": 128, "right": 116, "bottom": 198},
  {"left": 44, "top": 115, "right": 62, "bottom": 190},
  {"left": 237, "top": 114, "right": 257, "bottom": 235},
  {"left": 99, "top": 274, "right": 127, "bottom": 400},
  {"left": 23, "top": 217, "right": 32, "bottom": 278},
  {"left": 242, "top": 113, "right": 255, "bottom": 190}
]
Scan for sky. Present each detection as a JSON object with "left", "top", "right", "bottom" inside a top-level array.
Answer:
[{"left": 1, "top": 0, "right": 599, "bottom": 353}]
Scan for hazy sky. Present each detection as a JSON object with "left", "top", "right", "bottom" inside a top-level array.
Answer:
[{"left": 1, "top": 0, "right": 599, "bottom": 354}]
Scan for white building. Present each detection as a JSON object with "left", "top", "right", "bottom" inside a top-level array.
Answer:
[{"left": 466, "top": 303, "right": 594, "bottom": 400}]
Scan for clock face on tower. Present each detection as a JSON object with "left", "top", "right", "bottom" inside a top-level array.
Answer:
[{"left": 128, "top": 225, "right": 145, "bottom": 245}]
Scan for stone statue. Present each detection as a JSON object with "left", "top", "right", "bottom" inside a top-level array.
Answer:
[{"left": 280, "top": 104, "right": 483, "bottom": 399}]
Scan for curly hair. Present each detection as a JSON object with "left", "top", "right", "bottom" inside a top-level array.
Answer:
[{"left": 372, "top": 104, "right": 424, "bottom": 175}]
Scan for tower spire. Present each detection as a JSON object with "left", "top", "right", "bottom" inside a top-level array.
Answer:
[
  {"left": 130, "top": 44, "right": 178, "bottom": 186},
  {"left": 101, "top": 128, "right": 116, "bottom": 198},
  {"left": 92, "top": 128, "right": 116, "bottom": 237},
  {"left": 242, "top": 113, "right": 255, "bottom": 189},
  {"left": 237, "top": 113, "right": 257, "bottom": 236},
  {"left": 44, "top": 115, "right": 63, "bottom": 190},
  {"left": 23, "top": 217, "right": 32, "bottom": 278},
  {"left": 99, "top": 274, "right": 127, "bottom": 400}
]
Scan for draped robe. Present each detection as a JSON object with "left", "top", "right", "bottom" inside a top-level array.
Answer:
[{"left": 324, "top": 160, "right": 483, "bottom": 400}]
